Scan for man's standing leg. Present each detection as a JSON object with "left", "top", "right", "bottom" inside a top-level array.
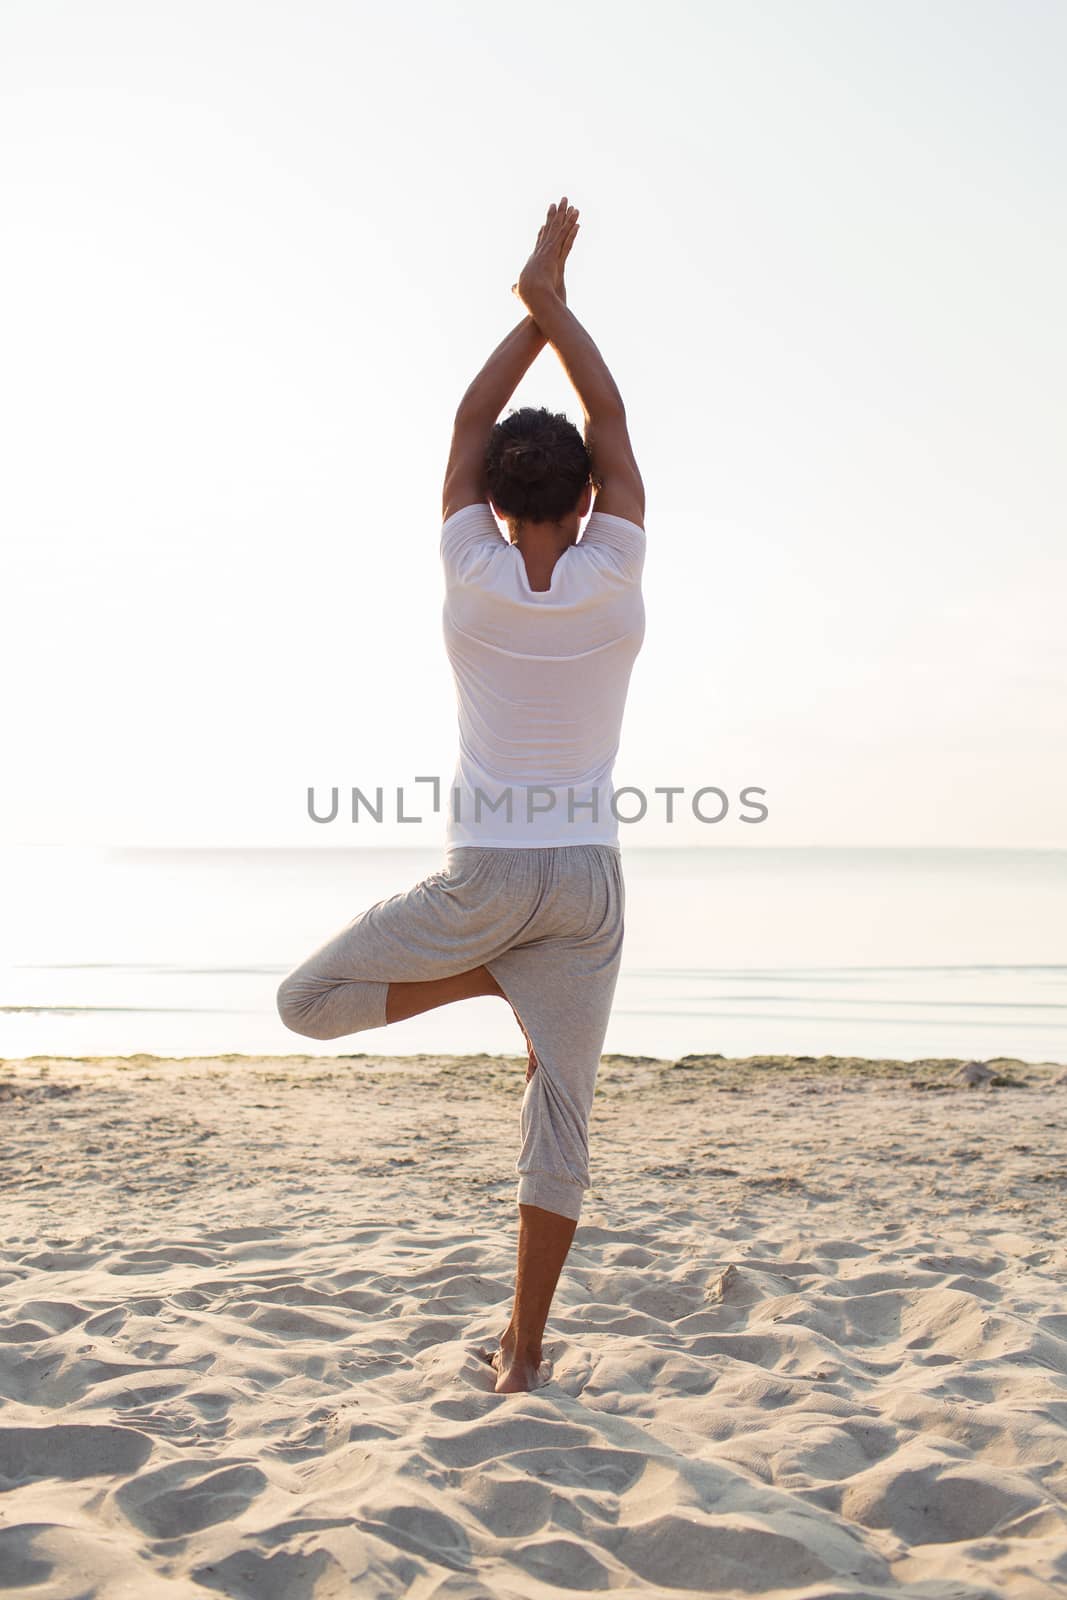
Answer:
[
  {"left": 489, "top": 1204, "right": 577, "bottom": 1393},
  {"left": 478, "top": 845, "right": 624, "bottom": 1394}
]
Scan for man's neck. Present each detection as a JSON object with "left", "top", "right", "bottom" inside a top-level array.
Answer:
[
  {"left": 507, "top": 518, "right": 578, "bottom": 593},
  {"left": 508, "top": 517, "right": 579, "bottom": 553}
]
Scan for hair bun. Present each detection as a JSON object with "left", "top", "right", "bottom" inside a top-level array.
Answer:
[{"left": 504, "top": 442, "right": 550, "bottom": 484}]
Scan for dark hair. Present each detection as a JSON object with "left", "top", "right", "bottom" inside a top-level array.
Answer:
[{"left": 485, "top": 406, "right": 592, "bottom": 523}]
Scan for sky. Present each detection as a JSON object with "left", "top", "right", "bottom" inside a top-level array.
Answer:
[{"left": 3, "top": 0, "right": 1064, "bottom": 849}]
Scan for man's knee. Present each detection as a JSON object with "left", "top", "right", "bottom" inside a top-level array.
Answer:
[{"left": 276, "top": 972, "right": 340, "bottom": 1040}]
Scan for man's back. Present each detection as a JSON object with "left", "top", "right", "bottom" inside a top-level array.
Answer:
[{"left": 441, "top": 501, "right": 645, "bottom": 848}]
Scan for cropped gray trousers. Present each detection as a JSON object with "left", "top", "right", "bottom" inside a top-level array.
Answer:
[{"left": 276, "top": 843, "right": 625, "bottom": 1222}]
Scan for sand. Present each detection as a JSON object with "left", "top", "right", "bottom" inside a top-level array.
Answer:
[{"left": 2, "top": 1049, "right": 1066, "bottom": 1599}]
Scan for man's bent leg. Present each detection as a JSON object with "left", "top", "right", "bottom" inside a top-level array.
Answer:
[
  {"left": 388, "top": 969, "right": 536, "bottom": 1072},
  {"left": 277, "top": 969, "right": 389, "bottom": 1041},
  {"left": 279, "top": 964, "right": 506, "bottom": 1039},
  {"left": 385, "top": 966, "right": 503, "bottom": 1023}
]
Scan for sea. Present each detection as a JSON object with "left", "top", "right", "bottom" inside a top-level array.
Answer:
[{"left": 2, "top": 846, "right": 1064, "bottom": 1065}]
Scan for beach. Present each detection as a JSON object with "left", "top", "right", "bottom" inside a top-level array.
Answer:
[{"left": 2, "top": 1049, "right": 1066, "bottom": 1597}]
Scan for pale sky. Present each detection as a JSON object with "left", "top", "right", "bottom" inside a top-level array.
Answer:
[{"left": 4, "top": 0, "right": 1064, "bottom": 848}]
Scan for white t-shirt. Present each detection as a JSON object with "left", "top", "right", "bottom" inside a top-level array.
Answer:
[{"left": 440, "top": 500, "right": 646, "bottom": 848}]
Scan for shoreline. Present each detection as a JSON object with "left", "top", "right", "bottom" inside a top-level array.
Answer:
[{"left": 3, "top": 1047, "right": 1065, "bottom": 1083}]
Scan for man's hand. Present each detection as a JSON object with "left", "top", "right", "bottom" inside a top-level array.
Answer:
[{"left": 514, "top": 196, "right": 579, "bottom": 311}]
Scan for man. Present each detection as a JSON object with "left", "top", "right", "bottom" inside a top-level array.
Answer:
[{"left": 278, "top": 197, "right": 645, "bottom": 1393}]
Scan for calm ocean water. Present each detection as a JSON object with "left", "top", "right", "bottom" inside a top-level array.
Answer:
[{"left": 2, "top": 847, "right": 1065, "bottom": 1064}]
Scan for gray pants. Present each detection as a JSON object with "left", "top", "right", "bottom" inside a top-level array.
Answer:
[{"left": 276, "top": 844, "right": 625, "bottom": 1222}]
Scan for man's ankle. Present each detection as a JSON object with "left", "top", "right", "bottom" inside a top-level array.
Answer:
[{"left": 502, "top": 1331, "right": 542, "bottom": 1362}]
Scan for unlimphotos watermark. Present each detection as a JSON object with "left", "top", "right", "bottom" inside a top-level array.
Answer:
[{"left": 305, "top": 778, "right": 769, "bottom": 827}]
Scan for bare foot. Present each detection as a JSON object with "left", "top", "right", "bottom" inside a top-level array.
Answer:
[
  {"left": 492, "top": 1347, "right": 547, "bottom": 1393},
  {"left": 475, "top": 1326, "right": 548, "bottom": 1391},
  {"left": 476, "top": 1332, "right": 548, "bottom": 1393}
]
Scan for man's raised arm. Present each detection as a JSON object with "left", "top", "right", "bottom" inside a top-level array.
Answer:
[
  {"left": 442, "top": 206, "right": 579, "bottom": 524},
  {"left": 514, "top": 197, "right": 645, "bottom": 528},
  {"left": 442, "top": 317, "right": 547, "bottom": 522}
]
